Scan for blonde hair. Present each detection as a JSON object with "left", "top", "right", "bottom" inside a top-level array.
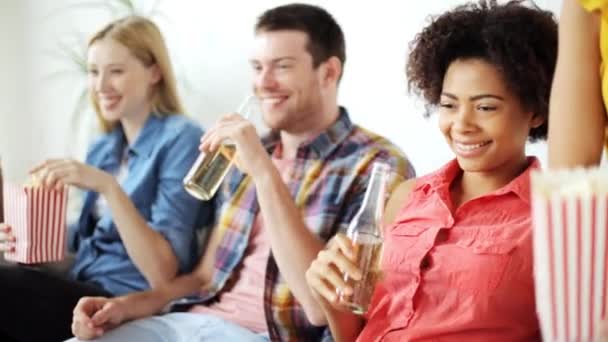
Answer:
[{"left": 88, "top": 16, "right": 185, "bottom": 133}]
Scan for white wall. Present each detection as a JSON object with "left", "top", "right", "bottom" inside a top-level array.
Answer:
[
  {"left": 3, "top": 0, "right": 563, "bottom": 182},
  {"left": 0, "top": 1, "right": 30, "bottom": 181}
]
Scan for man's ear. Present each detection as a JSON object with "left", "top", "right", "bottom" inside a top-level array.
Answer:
[{"left": 321, "top": 56, "right": 342, "bottom": 86}]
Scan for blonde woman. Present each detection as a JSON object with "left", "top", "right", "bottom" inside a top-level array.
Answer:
[{"left": 0, "top": 16, "right": 209, "bottom": 342}]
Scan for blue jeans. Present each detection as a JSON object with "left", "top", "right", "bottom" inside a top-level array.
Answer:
[{"left": 67, "top": 312, "right": 270, "bottom": 342}]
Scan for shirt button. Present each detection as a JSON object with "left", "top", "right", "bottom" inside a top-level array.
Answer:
[
  {"left": 435, "top": 229, "right": 449, "bottom": 243},
  {"left": 420, "top": 255, "right": 432, "bottom": 270}
]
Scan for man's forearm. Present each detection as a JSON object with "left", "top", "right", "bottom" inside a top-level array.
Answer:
[
  {"left": 121, "top": 273, "right": 206, "bottom": 321},
  {"left": 253, "top": 162, "right": 328, "bottom": 324}
]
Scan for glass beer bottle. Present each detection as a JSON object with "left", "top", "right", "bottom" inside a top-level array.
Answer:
[
  {"left": 338, "top": 162, "right": 389, "bottom": 314},
  {"left": 183, "top": 95, "right": 255, "bottom": 201},
  {"left": 183, "top": 144, "right": 236, "bottom": 200}
]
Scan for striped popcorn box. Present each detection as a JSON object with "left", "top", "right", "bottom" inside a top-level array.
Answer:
[
  {"left": 2, "top": 182, "right": 68, "bottom": 263},
  {"left": 532, "top": 169, "right": 608, "bottom": 342}
]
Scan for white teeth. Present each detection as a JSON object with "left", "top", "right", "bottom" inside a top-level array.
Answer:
[
  {"left": 455, "top": 141, "right": 490, "bottom": 151},
  {"left": 263, "top": 97, "right": 285, "bottom": 104}
]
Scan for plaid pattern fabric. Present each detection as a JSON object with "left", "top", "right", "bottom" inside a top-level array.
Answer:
[{"left": 176, "top": 108, "right": 414, "bottom": 341}]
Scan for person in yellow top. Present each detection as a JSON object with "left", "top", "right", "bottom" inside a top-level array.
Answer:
[
  {"left": 549, "top": 1, "right": 608, "bottom": 339},
  {"left": 548, "top": 0, "right": 608, "bottom": 168}
]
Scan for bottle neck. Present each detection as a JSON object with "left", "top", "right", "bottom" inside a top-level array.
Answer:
[{"left": 354, "top": 164, "right": 388, "bottom": 227}]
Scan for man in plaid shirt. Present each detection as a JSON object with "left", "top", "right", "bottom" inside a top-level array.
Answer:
[{"left": 69, "top": 3, "right": 414, "bottom": 341}]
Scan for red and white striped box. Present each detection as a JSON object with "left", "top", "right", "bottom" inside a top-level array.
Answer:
[
  {"left": 2, "top": 182, "right": 68, "bottom": 263},
  {"left": 532, "top": 170, "right": 608, "bottom": 342}
]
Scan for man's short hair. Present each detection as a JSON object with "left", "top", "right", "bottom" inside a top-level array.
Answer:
[{"left": 255, "top": 3, "right": 346, "bottom": 75}]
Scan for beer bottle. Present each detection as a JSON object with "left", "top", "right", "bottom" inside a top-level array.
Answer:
[
  {"left": 183, "top": 95, "right": 255, "bottom": 201},
  {"left": 338, "top": 162, "right": 389, "bottom": 314}
]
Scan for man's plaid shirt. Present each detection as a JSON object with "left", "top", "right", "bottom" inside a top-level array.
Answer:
[{"left": 176, "top": 108, "right": 414, "bottom": 341}]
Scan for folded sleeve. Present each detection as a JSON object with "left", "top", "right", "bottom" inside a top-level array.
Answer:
[{"left": 147, "top": 123, "right": 212, "bottom": 272}]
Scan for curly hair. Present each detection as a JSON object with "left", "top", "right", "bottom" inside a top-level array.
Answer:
[{"left": 406, "top": 0, "right": 557, "bottom": 141}]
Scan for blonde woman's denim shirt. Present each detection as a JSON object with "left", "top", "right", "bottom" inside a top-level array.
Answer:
[{"left": 69, "top": 114, "right": 213, "bottom": 295}]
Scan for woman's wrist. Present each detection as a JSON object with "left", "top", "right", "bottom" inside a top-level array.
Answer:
[{"left": 99, "top": 175, "right": 120, "bottom": 197}]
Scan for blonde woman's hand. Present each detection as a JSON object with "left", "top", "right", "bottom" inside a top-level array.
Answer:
[
  {"left": 30, "top": 159, "right": 115, "bottom": 194},
  {"left": 305, "top": 233, "right": 362, "bottom": 311}
]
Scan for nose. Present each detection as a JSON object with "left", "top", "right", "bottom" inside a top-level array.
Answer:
[
  {"left": 95, "top": 71, "right": 110, "bottom": 93},
  {"left": 452, "top": 104, "right": 477, "bottom": 132},
  {"left": 255, "top": 67, "right": 278, "bottom": 91}
]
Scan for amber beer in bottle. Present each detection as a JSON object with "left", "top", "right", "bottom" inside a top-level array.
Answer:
[
  {"left": 183, "top": 95, "right": 255, "bottom": 200},
  {"left": 183, "top": 144, "right": 236, "bottom": 200},
  {"left": 338, "top": 162, "right": 389, "bottom": 314}
]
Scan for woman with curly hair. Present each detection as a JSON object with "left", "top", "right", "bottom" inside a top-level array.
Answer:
[{"left": 305, "top": 1, "right": 557, "bottom": 341}]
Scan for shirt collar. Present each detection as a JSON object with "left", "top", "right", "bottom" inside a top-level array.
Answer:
[
  {"left": 494, "top": 157, "right": 540, "bottom": 204},
  {"left": 98, "top": 127, "right": 126, "bottom": 169},
  {"left": 99, "top": 114, "right": 162, "bottom": 168},
  {"left": 127, "top": 114, "right": 163, "bottom": 158},
  {"left": 261, "top": 107, "right": 354, "bottom": 159},
  {"left": 420, "top": 156, "right": 540, "bottom": 204}
]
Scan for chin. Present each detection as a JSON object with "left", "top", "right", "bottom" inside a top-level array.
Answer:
[
  {"left": 100, "top": 111, "right": 122, "bottom": 122},
  {"left": 454, "top": 156, "right": 493, "bottom": 173},
  {"left": 265, "top": 122, "right": 289, "bottom": 132},
  {"left": 262, "top": 114, "right": 288, "bottom": 130}
]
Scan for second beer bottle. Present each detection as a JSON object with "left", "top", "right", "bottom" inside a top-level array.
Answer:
[{"left": 338, "top": 162, "right": 390, "bottom": 314}]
